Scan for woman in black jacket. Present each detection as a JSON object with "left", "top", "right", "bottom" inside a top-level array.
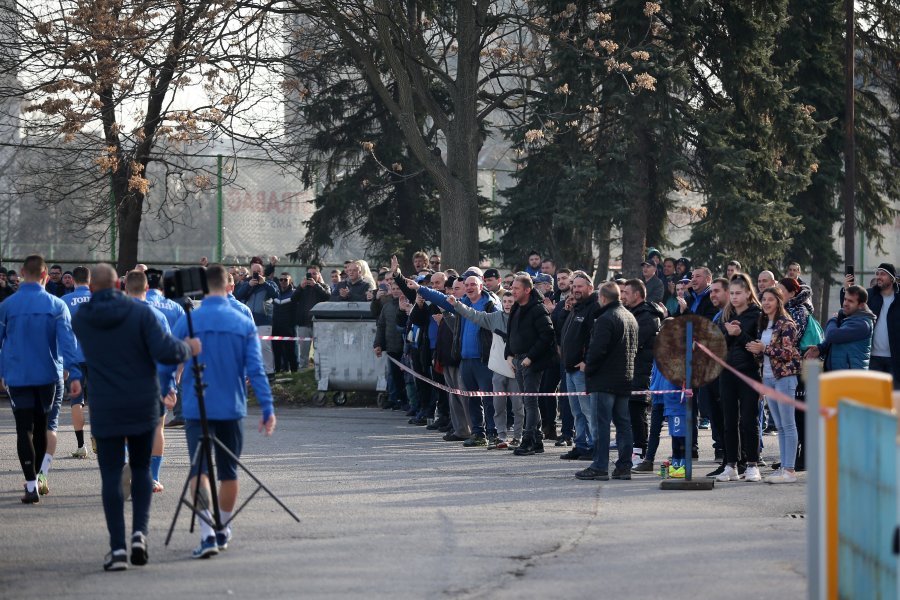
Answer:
[{"left": 715, "top": 273, "right": 763, "bottom": 483}]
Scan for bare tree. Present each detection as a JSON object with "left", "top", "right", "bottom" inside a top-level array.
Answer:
[{"left": 0, "top": 0, "right": 283, "bottom": 272}]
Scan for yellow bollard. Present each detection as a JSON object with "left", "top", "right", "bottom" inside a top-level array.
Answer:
[{"left": 819, "top": 370, "right": 893, "bottom": 599}]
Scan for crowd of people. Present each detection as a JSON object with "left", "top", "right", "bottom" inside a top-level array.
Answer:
[
  {"left": 365, "top": 249, "right": 899, "bottom": 483},
  {"left": 1, "top": 247, "right": 897, "bottom": 567}
]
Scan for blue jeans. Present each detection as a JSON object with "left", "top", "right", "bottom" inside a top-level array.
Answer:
[
  {"left": 566, "top": 370, "right": 593, "bottom": 452},
  {"left": 591, "top": 392, "right": 633, "bottom": 473},
  {"left": 558, "top": 364, "right": 574, "bottom": 438},
  {"left": 460, "top": 359, "right": 496, "bottom": 436},
  {"left": 762, "top": 375, "right": 798, "bottom": 470}
]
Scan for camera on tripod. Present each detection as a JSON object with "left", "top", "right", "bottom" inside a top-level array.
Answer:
[{"left": 162, "top": 266, "right": 209, "bottom": 301}]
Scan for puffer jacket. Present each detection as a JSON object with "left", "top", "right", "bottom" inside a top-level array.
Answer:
[
  {"left": 374, "top": 297, "right": 405, "bottom": 354},
  {"left": 760, "top": 315, "right": 801, "bottom": 379},
  {"left": 820, "top": 307, "right": 876, "bottom": 371},
  {"left": 630, "top": 301, "right": 664, "bottom": 394},
  {"left": 583, "top": 300, "right": 639, "bottom": 394}
]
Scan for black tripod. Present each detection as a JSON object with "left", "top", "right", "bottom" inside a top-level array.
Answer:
[{"left": 165, "top": 301, "right": 299, "bottom": 548}]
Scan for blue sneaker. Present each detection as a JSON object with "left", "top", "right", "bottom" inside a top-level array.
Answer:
[
  {"left": 216, "top": 529, "right": 232, "bottom": 551},
  {"left": 191, "top": 536, "right": 219, "bottom": 559}
]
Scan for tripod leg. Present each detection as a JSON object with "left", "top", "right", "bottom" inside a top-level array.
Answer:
[{"left": 212, "top": 437, "right": 301, "bottom": 522}]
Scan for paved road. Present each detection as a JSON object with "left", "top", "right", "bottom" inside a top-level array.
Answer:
[{"left": 0, "top": 404, "right": 806, "bottom": 599}]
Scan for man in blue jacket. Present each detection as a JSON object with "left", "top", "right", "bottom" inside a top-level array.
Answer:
[
  {"left": 162, "top": 264, "right": 277, "bottom": 560},
  {"left": 1, "top": 255, "right": 81, "bottom": 503},
  {"left": 61, "top": 266, "right": 92, "bottom": 458},
  {"left": 147, "top": 269, "right": 190, "bottom": 427},
  {"left": 805, "top": 285, "right": 875, "bottom": 370},
  {"left": 234, "top": 261, "right": 279, "bottom": 377},
  {"left": 73, "top": 263, "right": 199, "bottom": 571}
]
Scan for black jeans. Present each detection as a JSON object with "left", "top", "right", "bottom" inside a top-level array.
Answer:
[
  {"left": 720, "top": 369, "right": 760, "bottom": 465},
  {"left": 387, "top": 351, "right": 408, "bottom": 406},
  {"left": 539, "top": 366, "right": 560, "bottom": 434},
  {"left": 95, "top": 429, "right": 154, "bottom": 552},
  {"left": 411, "top": 349, "right": 434, "bottom": 417},
  {"left": 645, "top": 403, "right": 665, "bottom": 462},
  {"left": 273, "top": 339, "right": 299, "bottom": 372},
  {"left": 514, "top": 357, "right": 543, "bottom": 439},
  {"left": 629, "top": 401, "right": 649, "bottom": 454}
]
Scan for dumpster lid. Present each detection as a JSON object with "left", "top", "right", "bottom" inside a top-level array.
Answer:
[{"left": 310, "top": 301, "right": 374, "bottom": 319}]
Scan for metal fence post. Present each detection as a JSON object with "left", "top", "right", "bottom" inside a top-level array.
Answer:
[
  {"left": 217, "top": 154, "right": 224, "bottom": 262},
  {"left": 805, "top": 360, "right": 824, "bottom": 600}
]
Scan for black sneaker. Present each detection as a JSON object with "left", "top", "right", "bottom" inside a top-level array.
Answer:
[
  {"left": 442, "top": 432, "right": 466, "bottom": 442},
  {"left": 513, "top": 437, "right": 535, "bottom": 456},
  {"left": 130, "top": 532, "right": 148, "bottom": 566},
  {"left": 21, "top": 487, "right": 39, "bottom": 504},
  {"left": 425, "top": 420, "right": 443, "bottom": 430},
  {"left": 104, "top": 550, "right": 129, "bottom": 571},
  {"left": 611, "top": 467, "right": 632, "bottom": 480},
  {"left": 555, "top": 437, "right": 573, "bottom": 447},
  {"left": 533, "top": 440, "right": 545, "bottom": 454},
  {"left": 560, "top": 449, "right": 584, "bottom": 460},
  {"left": 632, "top": 460, "right": 654, "bottom": 473},
  {"left": 575, "top": 467, "right": 608, "bottom": 481}
]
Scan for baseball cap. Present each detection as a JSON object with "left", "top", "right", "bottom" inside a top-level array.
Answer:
[
  {"left": 533, "top": 273, "right": 554, "bottom": 286},
  {"left": 640, "top": 261, "right": 654, "bottom": 268},
  {"left": 483, "top": 268, "right": 500, "bottom": 279}
]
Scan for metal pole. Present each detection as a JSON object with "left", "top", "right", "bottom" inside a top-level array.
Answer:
[
  {"left": 841, "top": 0, "right": 856, "bottom": 270},
  {"left": 684, "top": 321, "right": 693, "bottom": 480},
  {"left": 217, "top": 154, "right": 224, "bottom": 262},
  {"left": 805, "top": 360, "right": 825, "bottom": 600}
]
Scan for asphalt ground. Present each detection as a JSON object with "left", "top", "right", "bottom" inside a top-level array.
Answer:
[{"left": 0, "top": 402, "right": 806, "bottom": 599}]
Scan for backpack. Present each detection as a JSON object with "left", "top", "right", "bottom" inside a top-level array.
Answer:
[{"left": 799, "top": 315, "right": 824, "bottom": 352}]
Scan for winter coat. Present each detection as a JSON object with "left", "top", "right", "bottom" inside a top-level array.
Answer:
[
  {"left": 374, "top": 297, "right": 405, "bottom": 354},
  {"left": 759, "top": 315, "right": 801, "bottom": 379},
  {"left": 272, "top": 284, "right": 298, "bottom": 335},
  {"left": 630, "top": 301, "right": 664, "bottom": 395},
  {"left": 72, "top": 289, "right": 190, "bottom": 437},
  {"left": 644, "top": 276, "right": 664, "bottom": 304},
  {"left": 686, "top": 286, "right": 718, "bottom": 321},
  {"left": 234, "top": 278, "right": 279, "bottom": 326},
  {"left": 864, "top": 283, "right": 900, "bottom": 377},
  {"left": 291, "top": 279, "right": 330, "bottom": 327},
  {"left": 418, "top": 286, "right": 498, "bottom": 365},
  {"left": 559, "top": 293, "right": 602, "bottom": 372},
  {"left": 819, "top": 307, "right": 876, "bottom": 371},
  {"left": 330, "top": 278, "right": 374, "bottom": 302},
  {"left": 505, "top": 288, "right": 556, "bottom": 372},
  {"left": 719, "top": 304, "right": 762, "bottom": 376},
  {"left": 583, "top": 300, "right": 639, "bottom": 395}
]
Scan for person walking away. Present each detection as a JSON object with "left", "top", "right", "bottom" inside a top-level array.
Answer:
[
  {"left": 575, "top": 282, "right": 638, "bottom": 481},
  {"left": 73, "top": 264, "right": 198, "bottom": 570}
]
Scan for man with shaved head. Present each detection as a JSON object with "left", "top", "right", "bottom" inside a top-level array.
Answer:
[
  {"left": 73, "top": 263, "right": 200, "bottom": 571},
  {"left": 757, "top": 270, "right": 776, "bottom": 294}
]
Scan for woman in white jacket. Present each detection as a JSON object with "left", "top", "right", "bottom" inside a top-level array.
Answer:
[{"left": 448, "top": 291, "right": 524, "bottom": 448}]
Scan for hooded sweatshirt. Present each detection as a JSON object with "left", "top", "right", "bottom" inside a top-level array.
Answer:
[{"left": 72, "top": 289, "right": 190, "bottom": 437}]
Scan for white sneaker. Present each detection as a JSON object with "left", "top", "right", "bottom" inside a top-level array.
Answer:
[
  {"left": 715, "top": 465, "right": 740, "bottom": 482},
  {"left": 71, "top": 446, "right": 88, "bottom": 459},
  {"left": 766, "top": 470, "right": 798, "bottom": 484},
  {"left": 632, "top": 453, "right": 644, "bottom": 468},
  {"left": 743, "top": 465, "right": 762, "bottom": 482}
]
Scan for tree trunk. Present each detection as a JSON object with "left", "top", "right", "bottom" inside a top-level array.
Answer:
[
  {"left": 113, "top": 173, "right": 143, "bottom": 274},
  {"left": 594, "top": 217, "right": 612, "bottom": 282},
  {"left": 621, "top": 129, "right": 651, "bottom": 278},
  {"left": 811, "top": 269, "right": 830, "bottom": 318},
  {"left": 436, "top": 173, "right": 480, "bottom": 272}
]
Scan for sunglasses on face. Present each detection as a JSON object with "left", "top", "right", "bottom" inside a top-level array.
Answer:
[{"left": 279, "top": 278, "right": 289, "bottom": 282}]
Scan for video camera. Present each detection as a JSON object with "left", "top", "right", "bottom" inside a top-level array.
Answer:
[{"left": 162, "top": 266, "right": 209, "bottom": 301}]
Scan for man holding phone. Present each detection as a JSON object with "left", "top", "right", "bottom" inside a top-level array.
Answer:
[
  {"left": 291, "top": 265, "right": 330, "bottom": 370},
  {"left": 843, "top": 263, "right": 899, "bottom": 386}
]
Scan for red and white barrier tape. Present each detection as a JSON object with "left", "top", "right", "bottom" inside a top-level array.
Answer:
[
  {"left": 693, "top": 342, "right": 836, "bottom": 419},
  {"left": 259, "top": 336, "right": 314, "bottom": 341},
  {"left": 387, "top": 355, "right": 689, "bottom": 398}
]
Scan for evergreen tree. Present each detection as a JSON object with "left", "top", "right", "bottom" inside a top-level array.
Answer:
[{"left": 684, "top": 0, "right": 821, "bottom": 274}]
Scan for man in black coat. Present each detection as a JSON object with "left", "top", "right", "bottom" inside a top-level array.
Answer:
[
  {"left": 621, "top": 279, "right": 663, "bottom": 463},
  {"left": 505, "top": 275, "right": 555, "bottom": 456},
  {"left": 291, "top": 265, "right": 330, "bottom": 370},
  {"left": 575, "top": 282, "right": 638, "bottom": 481},
  {"left": 72, "top": 264, "right": 200, "bottom": 570},
  {"left": 558, "top": 272, "right": 602, "bottom": 460}
]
